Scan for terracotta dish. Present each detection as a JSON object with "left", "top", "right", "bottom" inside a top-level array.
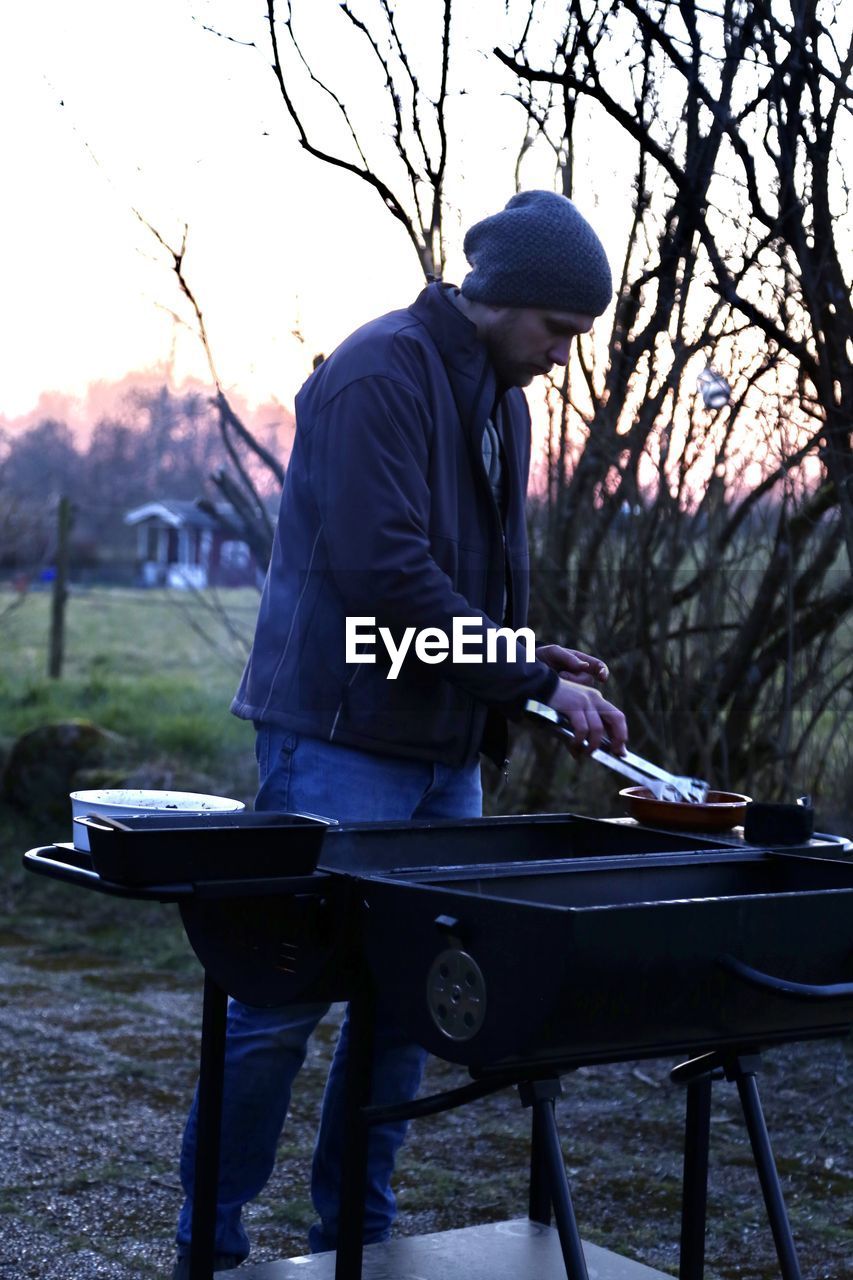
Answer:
[{"left": 621, "top": 786, "right": 751, "bottom": 832}]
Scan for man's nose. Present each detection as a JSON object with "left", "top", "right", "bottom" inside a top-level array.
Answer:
[{"left": 547, "top": 337, "right": 572, "bottom": 367}]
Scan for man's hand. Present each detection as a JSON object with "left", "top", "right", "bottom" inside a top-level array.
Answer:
[
  {"left": 548, "top": 678, "right": 628, "bottom": 756},
  {"left": 536, "top": 644, "right": 610, "bottom": 689}
]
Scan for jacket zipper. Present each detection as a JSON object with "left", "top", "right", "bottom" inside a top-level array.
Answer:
[{"left": 466, "top": 365, "right": 515, "bottom": 767}]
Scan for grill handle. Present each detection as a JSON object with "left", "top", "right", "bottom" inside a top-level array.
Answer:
[
  {"left": 24, "top": 848, "right": 103, "bottom": 886},
  {"left": 720, "top": 954, "right": 853, "bottom": 1000}
]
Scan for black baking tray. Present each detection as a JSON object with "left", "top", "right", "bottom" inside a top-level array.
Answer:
[{"left": 77, "top": 811, "right": 333, "bottom": 886}]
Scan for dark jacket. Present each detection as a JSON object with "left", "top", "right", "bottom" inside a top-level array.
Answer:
[{"left": 231, "top": 283, "right": 558, "bottom": 767}]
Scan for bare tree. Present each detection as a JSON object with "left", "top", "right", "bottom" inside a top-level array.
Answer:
[
  {"left": 142, "top": 219, "right": 285, "bottom": 571},
  {"left": 498, "top": 0, "right": 853, "bottom": 554},
  {"left": 493, "top": 0, "right": 853, "bottom": 805},
  {"left": 140, "top": 2, "right": 456, "bottom": 569}
]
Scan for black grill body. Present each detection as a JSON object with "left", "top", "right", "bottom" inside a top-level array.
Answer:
[
  {"left": 358, "top": 850, "right": 853, "bottom": 1068},
  {"left": 23, "top": 811, "right": 853, "bottom": 1280}
]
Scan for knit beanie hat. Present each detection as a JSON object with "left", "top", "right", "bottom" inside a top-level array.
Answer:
[{"left": 460, "top": 190, "right": 613, "bottom": 317}]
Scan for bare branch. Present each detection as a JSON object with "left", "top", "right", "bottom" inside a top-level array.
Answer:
[
  {"left": 266, "top": 0, "right": 453, "bottom": 280},
  {"left": 266, "top": 0, "right": 429, "bottom": 271}
]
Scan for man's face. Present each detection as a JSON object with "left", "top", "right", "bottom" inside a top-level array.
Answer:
[{"left": 481, "top": 306, "right": 595, "bottom": 388}]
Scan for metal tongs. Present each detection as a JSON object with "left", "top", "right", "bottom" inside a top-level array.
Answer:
[{"left": 525, "top": 700, "right": 710, "bottom": 804}]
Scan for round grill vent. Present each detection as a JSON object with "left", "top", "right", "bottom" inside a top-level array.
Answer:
[{"left": 426, "top": 948, "right": 487, "bottom": 1041}]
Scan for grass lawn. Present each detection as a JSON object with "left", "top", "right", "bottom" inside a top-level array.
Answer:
[
  {"left": 0, "top": 583, "right": 262, "bottom": 986},
  {"left": 0, "top": 585, "right": 259, "bottom": 794}
]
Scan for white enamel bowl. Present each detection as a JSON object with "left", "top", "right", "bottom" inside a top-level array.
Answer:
[{"left": 70, "top": 788, "right": 245, "bottom": 851}]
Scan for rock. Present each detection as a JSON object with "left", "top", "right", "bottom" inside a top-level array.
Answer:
[
  {"left": 120, "top": 758, "right": 226, "bottom": 797},
  {"left": 1, "top": 720, "right": 129, "bottom": 820}
]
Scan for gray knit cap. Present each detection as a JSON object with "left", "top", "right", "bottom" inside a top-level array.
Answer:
[{"left": 460, "top": 190, "right": 613, "bottom": 317}]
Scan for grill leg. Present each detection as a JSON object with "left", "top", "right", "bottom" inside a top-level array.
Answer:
[
  {"left": 334, "top": 982, "right": 376, "bottom": 1280},
  {"left": 529, "top": 1100, "right": 552, "bottom": 1226},
  {"left": 189, "top": 973, "right": 228, "bottom": 1280},
  {"left": 672, "top": 1050, "right": 728, "bottom": 1280},
  {"left": 728, "top": 1055, "right": 803, "bottom": 1280},
  {"left": 519, "top": 1079, "right": 589, "bottom": 1280},
  {"left": 679, "top": 1074, "right": 713, "bottom": 1280}
]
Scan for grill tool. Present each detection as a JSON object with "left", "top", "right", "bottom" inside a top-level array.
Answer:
[{"left": 525, "top": 699, "right": 710, "bottom": 803}]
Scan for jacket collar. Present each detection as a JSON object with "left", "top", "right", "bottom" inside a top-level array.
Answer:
[{"left": 410, "top": 282, "right": 498, "bottom": 436}]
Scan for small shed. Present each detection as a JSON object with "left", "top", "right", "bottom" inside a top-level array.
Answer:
[{"left": 124, "top": 499, "right": 258, "bottom": 589}]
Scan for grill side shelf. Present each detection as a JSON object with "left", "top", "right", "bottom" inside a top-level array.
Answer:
[
  {"left": 23, "top": 846, "right": 194, "bottom": 901},
  {"left": 23, "top": 846, "right": 332, "bottom": 902}
]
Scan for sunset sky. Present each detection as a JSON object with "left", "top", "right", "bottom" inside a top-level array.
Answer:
[{"left": 1, "top": 1, "right": 628, "bottom": 431}]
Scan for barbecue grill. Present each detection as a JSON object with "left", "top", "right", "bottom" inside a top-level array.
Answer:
[{"left": 24, "top": 811, "right": 853, "bottom": 1280}]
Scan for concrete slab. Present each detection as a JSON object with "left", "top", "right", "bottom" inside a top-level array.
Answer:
[{"left": 221, "top": 1219, "right": 674, "bottom": 1279}]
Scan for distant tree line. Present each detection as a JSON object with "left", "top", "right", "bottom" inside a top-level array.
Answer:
[{"left": 0, "top": 385, "right": 287, "bottom": 582}]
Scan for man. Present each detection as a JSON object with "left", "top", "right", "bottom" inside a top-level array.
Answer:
[{"left": 172, "top": 189, "right": 627, "bottom": 1276}]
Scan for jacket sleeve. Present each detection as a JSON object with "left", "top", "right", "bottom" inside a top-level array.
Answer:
[{"left": 306, "top": 374, "right": 557, "bottom": 715}]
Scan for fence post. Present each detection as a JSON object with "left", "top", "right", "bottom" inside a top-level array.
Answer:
[{"left": 48, "top": 496, "right": 73, "bottom": 679}]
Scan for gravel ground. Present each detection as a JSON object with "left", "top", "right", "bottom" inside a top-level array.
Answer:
[{"left": 1, "top": 870, "right": 852, "bottom": 1280}]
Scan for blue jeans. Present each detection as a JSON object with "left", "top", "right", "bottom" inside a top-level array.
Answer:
[{"left": 176, "top": 727, "right": 482, "bottom": 1261}]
